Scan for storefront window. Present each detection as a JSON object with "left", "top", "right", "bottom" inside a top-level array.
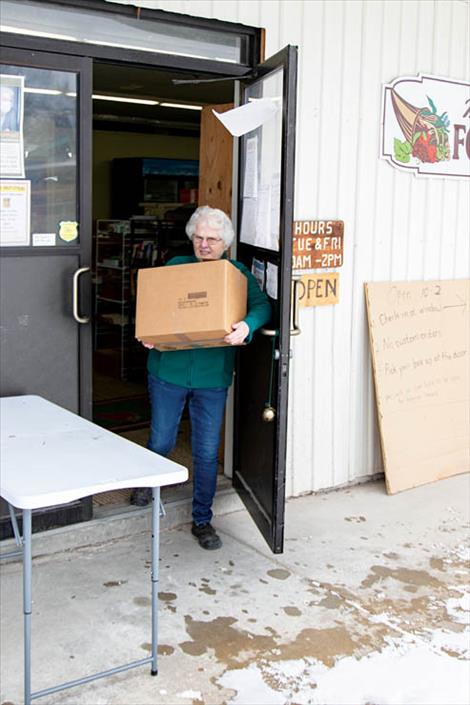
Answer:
[
  {"left": 1, "top": 0, "right": 245, "bottom": 64},
  {"left": 0, "top": 65, "right": 78, "bottom": 246}
]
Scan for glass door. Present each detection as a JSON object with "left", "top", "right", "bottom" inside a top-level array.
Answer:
[
  {"left": 233, "top": 46, "right": 298, "bottom": 554},
  {"left": 0, "top": 48, "right": 92, "bottom": 536}
]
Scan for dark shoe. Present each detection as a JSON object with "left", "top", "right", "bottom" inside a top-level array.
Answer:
[
  {"left": 130, "top": 488, "right": 152, "bottom": 507},
  {"left": 191, "top": 522, "right": 222, "bottom": 550}
]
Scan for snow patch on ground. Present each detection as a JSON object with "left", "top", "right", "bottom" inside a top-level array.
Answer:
[
  {"left": 177, "top": 690, "right": 202, "bottom": 699},
  {"left": 219, "top": 641, "right": 469, "bottom": 705}
]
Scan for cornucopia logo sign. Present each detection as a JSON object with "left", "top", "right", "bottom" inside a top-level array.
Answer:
[{"left": 381, "top": 74, "right": 469, "bottom": 178}]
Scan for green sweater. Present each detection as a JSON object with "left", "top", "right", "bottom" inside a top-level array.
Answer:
[{"left": 147, "top": 255, "right": 271, "bottom": 389}]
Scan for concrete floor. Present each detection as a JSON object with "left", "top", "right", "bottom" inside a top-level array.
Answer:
[{"left": 1, "top": 474, "right": 469, "bottom": 705}]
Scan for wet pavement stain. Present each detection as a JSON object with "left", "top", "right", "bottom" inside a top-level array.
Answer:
[
  {"left": 345, "top": 516, "right": 367, "bottom": 523},
  {"left": 267, "top": 569, "right": 291, "bottom": 580},
  {"left": 133, "top": 596, "right": 151, "bottom": 607},
  {"left": 311, "top": 582, "right": 357, "bottom": 602},
  {"left": 361, "top": 592, "right": 467, "bottom": 636},
  {"left": 318, "top": 594, "right": 343, "bottom": 610},
  {"left": 270, "top": 625, "right": 359, "bottom": 668},
  {"left": 430, "top": 557, "right": 447, "bottom": 571},
  {"left": 180, "top": 616, "right": 360, "bottom": 669},
  {"left": 383, "top": 552, "right": 400, "bottom": 560},
  {"left": 103, "top": 580, "right": 127, "bottom": 587},
  {"left": 361, "top": 565, "right": 446, "bottom": 589},
  {"left": 199, "top": 585, "right": 217, "bottom": 595},
  {"left": 283, "top": 606, "right": 302, "bottom": 616},
  {"left": 180, "top": 615, "right": 277, "bottom": 666},
  {"left": 158, "top": 644, "right": 175, "bottom": 656},
  {"left": 140, "top": 642, "right": 174, "bottom": 655},
  {"left": 158, "top": 592, "right": 177, "bottom": 602}
]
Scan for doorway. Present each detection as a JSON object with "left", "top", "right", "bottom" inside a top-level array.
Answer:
[
  {"left": 90, "top": 61, "right": 234, "bottom": 514},
  {"left": 1, "top": 12, "right": 297, "bottom": 550}
]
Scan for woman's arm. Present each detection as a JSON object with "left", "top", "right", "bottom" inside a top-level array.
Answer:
[{"left": 224, "top": 262, "right": 272, "bottom": 345}]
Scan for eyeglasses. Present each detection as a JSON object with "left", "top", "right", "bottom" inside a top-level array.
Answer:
[{"left": 193, "top": 235, "right": 223, "bottom": 246}]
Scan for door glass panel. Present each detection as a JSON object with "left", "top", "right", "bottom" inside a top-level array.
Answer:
[
  {"left": 1, "top": 0, "right": 246, "bottom": 64},
  {"left": 239, "top": 68, "right": 283, "bottom": 252},
  {"left": 0, "top": 65, "right": 78, "bottom": 246}
]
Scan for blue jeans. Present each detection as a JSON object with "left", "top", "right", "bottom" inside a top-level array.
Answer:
[{"left": 147, "top": 374, "right": 228, "bottom": 526}]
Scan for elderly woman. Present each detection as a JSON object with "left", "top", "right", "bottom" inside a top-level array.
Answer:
[{"left": 132, "top": 206, "right": 271, "bottom": 550}]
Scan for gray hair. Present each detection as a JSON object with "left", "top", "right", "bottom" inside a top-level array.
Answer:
[{"left": 185, "top": 206, "right": 235, "bottom": 248}]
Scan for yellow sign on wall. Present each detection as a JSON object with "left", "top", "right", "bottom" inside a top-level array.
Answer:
[{"left": 297, "top": 272, "right": 340, "bottom": 307}]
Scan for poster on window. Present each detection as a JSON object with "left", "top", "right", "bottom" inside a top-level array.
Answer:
[
  {"left": 0, "top": 180, "right": 30, "bottom": 246},
  {"left": 381, "top": 74, "right": 470, "bottom": 178},
  {"left": 0, "top": 74, "right": 25, "bottom": 178}
]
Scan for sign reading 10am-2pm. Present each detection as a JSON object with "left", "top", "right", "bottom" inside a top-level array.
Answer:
[{"left": 292, "top": 220, "right": 344, "bottom": 270}]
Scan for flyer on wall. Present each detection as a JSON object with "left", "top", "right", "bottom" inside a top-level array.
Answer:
[
  {"left": 0, "top": 180, "right": 31, "bottom": 246},
  {"left": 0, "top": 74, "right": 25, "bottom": 178}
]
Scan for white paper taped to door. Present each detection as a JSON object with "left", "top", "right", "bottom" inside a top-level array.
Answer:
[{"left": 212, "top": 98, "right": 280, "bottom": 137}]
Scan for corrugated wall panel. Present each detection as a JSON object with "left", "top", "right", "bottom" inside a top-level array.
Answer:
[
  {"left": 310, "top": 0, "right": 346, "bottom": 489},
  {"left": 331, "top": 0, "right": 366, "bottom": 489},
  {"left": 109, "top": 0, "right": 469, "bottom": 495},
  {"left": 345, "top": 0, "right": 386, "bottom": 486},
  {"left": 286, "top": 0, "right": 324, "bottom": 497}
]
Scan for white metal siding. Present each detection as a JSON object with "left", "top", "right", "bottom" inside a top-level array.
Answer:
[{"left": 110, "top": 0, "right": 470, "bottom": 495}]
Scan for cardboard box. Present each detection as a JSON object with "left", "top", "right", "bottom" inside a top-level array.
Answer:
[{"left": 135, "top": 259, "right": 247, "bottom": 351}]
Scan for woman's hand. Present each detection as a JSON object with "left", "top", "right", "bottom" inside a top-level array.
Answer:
[
  {"left": 137, "top": 338, "right": 154, "bottom": 349},
  {"left": 224, "top": 321, "right": 249, "bottom": 346}
]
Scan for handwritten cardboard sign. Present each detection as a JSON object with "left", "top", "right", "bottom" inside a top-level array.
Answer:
[
  {"left": 292, "top": 220, "right": 344, "bottom": 270},
  {"left": 365, "top": 279, "right": 470, "bottom": 494},
  {"left": 297, "top": 272, "right": 340, "bottom": 307}
]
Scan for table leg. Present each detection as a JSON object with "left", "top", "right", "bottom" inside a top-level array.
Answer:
[
  {"left": 23, "top": 508, "right": 32, "bottom": 705},
  {"left": 151, "top": 487, "right": 160, "bottom": 676},
  {"left": 8, "top": 503, "right": 23, "bottom": 547}
]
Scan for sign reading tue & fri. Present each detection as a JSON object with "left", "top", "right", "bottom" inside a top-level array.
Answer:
[{"left": 292, "top": 220, "right": 344, "bottom": 270}]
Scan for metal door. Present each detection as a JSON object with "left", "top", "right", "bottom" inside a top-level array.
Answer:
[
  {"left": 233, "top": 46, "right": 298, "bottom": 554},
  {"left": 0, "top": 48, "right": 92, "bottom": 535}
]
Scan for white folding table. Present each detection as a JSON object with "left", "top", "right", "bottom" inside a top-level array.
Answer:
[{"left": 0, "top": 395, "right": 188, "bottom": 705}]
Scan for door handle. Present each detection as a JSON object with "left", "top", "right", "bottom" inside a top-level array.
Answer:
[
  {"left": 290, "top": 277, "right": 302, "bottom": 336},
  {"left": 260, "top": 327, "right": 278, "bottom": 337},
  {"left": 72, "top": 267, "right": 90, "bottom": 324}
]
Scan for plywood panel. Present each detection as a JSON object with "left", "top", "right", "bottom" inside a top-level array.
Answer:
[
  {"left": 198, "top": 103, "right": 234, "bottom": 216},
  {"left": 365, "top": 279, "right": 470, "bottom": 494}
]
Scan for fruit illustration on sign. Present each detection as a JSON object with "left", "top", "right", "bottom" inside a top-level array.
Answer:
[{"left": 391, "top": 90, "right": 450, "bottom": 165}]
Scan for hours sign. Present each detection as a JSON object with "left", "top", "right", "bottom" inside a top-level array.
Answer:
[{"left": 292, "top": 220, "right": 344, "bottom": 270}]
